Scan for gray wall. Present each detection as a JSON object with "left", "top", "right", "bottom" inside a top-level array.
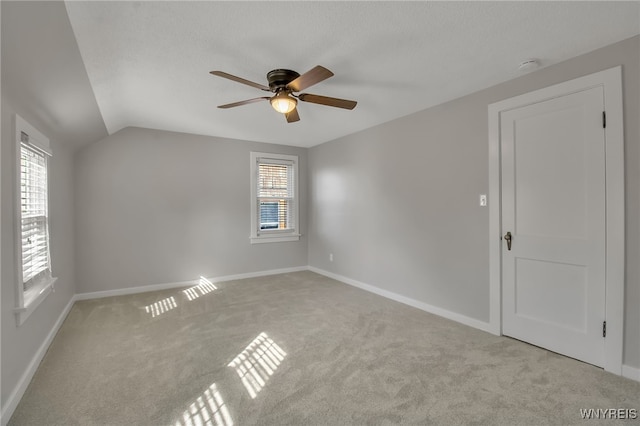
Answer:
[
  {"left": 1, "top": 2, "right": 107, "bottom": 149},
  {"left": 74, "top": 127, "right": 308, "bottom": 294},
  {"left": 308, "top": 36, "right": 640, "bottom": 368},
  {"left": 1, "top": 1, "right": 105, "bottom": 413},
  {"left": 0, "top": 95, "right": 77, "bottom": 411}
]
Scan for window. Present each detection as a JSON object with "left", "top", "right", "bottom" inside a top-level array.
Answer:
[
  {"left": 250, "top": 152, "right": 299, "bottom": 243},
  {"left": 14, "top": 115, "right": 56, "bottom": 325},
  {"left": 21, "top": 146, "right": 50, "bottom": 289},
  {"left": 259, "top": 202, "right": 280, "bottom": 230}
]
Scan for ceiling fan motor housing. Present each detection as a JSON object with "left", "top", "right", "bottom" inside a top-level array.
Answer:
[{"left": 267, "top": 69, "right": 300, "bottom": 92}]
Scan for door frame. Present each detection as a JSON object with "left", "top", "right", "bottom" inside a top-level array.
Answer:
[{"left": 488, "top": 66, "right": 624, "bottom": 375}]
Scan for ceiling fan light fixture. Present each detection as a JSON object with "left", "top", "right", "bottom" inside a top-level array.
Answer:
[{"left": 270, "top": 92, "right": 297, "bottom": 114}]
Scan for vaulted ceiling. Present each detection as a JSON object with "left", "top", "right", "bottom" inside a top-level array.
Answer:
[
  {"left": 63, "top": 1, "right": 639, "bottom": 147},
  {"left": 8, "top": 2, "right": 640, "bottom": 148}
]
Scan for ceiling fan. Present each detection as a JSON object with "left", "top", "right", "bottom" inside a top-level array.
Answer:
[{"left": 210, "top": 65, "right": 357, "bottom": 123}]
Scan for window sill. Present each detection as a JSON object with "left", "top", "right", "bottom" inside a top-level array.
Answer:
[
  {"left": 250, "top": 234, "right": 301, "bottom": 244},
  {"left": 14, "top": 277, "right": 57, "bottom": 326}
]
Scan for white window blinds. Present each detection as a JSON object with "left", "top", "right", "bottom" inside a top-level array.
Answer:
[
  {"left": 20, "top": 141, "right": 51, "bottom": 290},
  {"left": 257, "top": 158, "right": 295, "bottom": 233}
]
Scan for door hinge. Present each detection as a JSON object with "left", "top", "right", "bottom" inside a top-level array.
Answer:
[
  {"left": 602, "top": 111, "right": 606, "bottom": 129},
  {"left": 603, "top": 321, "right": 606, "bottom": 338}
]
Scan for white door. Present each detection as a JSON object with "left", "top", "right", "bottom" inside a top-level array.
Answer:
[{"left": 500, "top": 86, "right": 606, "bottom": 367}]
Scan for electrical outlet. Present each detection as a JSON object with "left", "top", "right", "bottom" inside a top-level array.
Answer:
[{"left": 329, "top": 253, "right": 333, "bottom": 262}]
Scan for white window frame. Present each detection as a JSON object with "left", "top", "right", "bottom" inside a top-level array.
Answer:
[
  {"left": 250, "top": 152, "right": 300, "bottom": 244},
  {"left": 14, "top": 114, "right": 57, "bottom": 326}
]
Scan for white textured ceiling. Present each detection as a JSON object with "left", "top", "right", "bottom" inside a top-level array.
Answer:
[{"left": 65, "top": 1, "right": 639, "bottom": 148}]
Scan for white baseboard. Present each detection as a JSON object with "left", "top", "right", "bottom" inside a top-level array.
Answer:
[
  {"left": 74, "top": 279, "right": 197, "bottom": 301},
  {"left": 308, "top": 266, "right": 493, "bottom": 334},
  {"left": 1, "top": 295, "right": 76, "bottom": 426},
  {"left": 208, "top": 266, "right": 309, "bottom": 284},
  {"left": 622, "top": 364, "right": 640, "bottom": 382},
  {"left": 75, "top": 266, "right": 310, "bottom": 301},
  {"left": 308, "top": 267, "right": 640, "bottom": 384}
]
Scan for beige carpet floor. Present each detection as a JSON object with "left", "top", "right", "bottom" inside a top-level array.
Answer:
[{"left": 9, "top": 271, "right": 640, "bottom": 425}]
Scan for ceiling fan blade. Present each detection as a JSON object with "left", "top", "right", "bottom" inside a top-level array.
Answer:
[
  {"left": 285, "top": 108, "right": 300, "bottom": 123},
  {"left": 286, "top": 65, "right": 334, "bottom": 92},
  {"left": 218, "top": 97, "right": 270, "bottom": 109},
  {"left": 298, "top": 93, "right": 357, "bottom": 110},
  {"left": 210, "top": 71, "right": 270, "bottom": 91}
]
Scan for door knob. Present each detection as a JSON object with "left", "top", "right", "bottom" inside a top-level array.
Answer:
[{"left": 504, "top": 231, "right": 512, "bottom": 250}]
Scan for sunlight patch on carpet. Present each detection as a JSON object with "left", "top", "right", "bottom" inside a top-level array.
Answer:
[
  {"left": 144, "top": 296, "right": 177, "bottom": 317},
  {"left": 183, "top": 276, "right": 218, "bottom": 301},
  {"left": 175, "top": 383, "right": 233, "bottom": 426},
  {"left": 228, "top": 332, "right": 287, "bottom": 399}
]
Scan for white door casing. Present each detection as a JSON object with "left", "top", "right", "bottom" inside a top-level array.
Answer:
[{"left": 488, "top": 66, "right": 624, "bottom": 374}]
